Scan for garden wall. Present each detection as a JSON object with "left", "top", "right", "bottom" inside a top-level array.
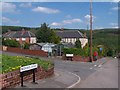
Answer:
[
  {"left": 6, "top": 47, "right": 48, "bottom": 57},
  {"left": 63, "top": 55, "right": 102, "bottom": 62},
  {"left": 0, "top": 66, "right": 54, "bottom": 89}
]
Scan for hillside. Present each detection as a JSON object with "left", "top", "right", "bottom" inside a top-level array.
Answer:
[{"left": 1, "top": 26, "right": 119, "bottom": 54}]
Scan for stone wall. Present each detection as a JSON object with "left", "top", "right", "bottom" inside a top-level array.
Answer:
[{"left": 0, "top": 66, "right": 54, "bottom": 89}]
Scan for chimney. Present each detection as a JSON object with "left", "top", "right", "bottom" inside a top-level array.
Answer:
[
  {"left": 61, "top": 28, "right": 64, "bottom": 31},
  {"left": 8, "top": 29, "right": 11, "bottom": 32},
  {"left": 21, "top": 28, "right": 25, "bottom": 36},
  {"left": 84, "top": 32, "right": 87, "bottom": 38}
]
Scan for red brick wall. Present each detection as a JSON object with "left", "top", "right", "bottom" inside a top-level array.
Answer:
[
  {"left": 73, "top": 55, "right": 90, "bottom": 62},
  {"left": 63, "top": 55, "right": 102, "bottom": 62},
  {"left": 1, "top": 66, "right": 54, "bottom": 89},
  {"left": 7, "top": 47, "right": 48, "bottom": 57}
]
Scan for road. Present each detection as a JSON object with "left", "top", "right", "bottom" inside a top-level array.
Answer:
[{"left": 2, "top": 51, "right": 119, "bottom": 88}]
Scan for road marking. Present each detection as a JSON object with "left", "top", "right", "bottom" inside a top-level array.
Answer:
[
  {"left": 94, "top": 65, "right": 97, "bottom": 67},
  {"left": 90, "top": 67, "right": 93, "bottom": 69},
  {"left": 98, "top": 64, "right": 102, "bottom": 68},
  {"left": 67, "top": 72, "right": 81, "bottom": 88}
]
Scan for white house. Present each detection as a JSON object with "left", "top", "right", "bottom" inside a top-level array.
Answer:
[{"left": 56, "top": 30, "right": 88, "bottom": 48}]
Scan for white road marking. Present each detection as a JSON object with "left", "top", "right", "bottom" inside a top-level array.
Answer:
[
  {"left": 94, "top": 65, "right": 97, "bottom": 67},
  {"left": 67, "top": 72, "right": 81, "bottom": 88}
]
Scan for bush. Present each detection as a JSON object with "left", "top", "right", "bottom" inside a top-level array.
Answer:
[
  {"left": 23, "top": 43, "right": 30, "bottom": 49},
  {"left": 3, "top": 39, "right": 20, "bottom": 47},
  {"left": 75, "top": 40, "right": 81, "bottom": 48}
]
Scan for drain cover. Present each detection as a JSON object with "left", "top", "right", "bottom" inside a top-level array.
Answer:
[{"left": 73, "top": 70, "right": 79, "bottom": 72}]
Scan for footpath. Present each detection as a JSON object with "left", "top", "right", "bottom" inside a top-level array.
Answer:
[
  {"left": 75, "top": 57, "right": 118, "bottom": 88},
  {"left": 15, "top": 69, "right": 80, "bottom": 88}
]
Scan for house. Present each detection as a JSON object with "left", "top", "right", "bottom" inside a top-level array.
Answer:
[
  {"left": 3, "top": 29, "right": 36, "bottom": 44},
  {"left": 56, "top": 30, "right": 88, "bottom": 48},
  {"left": 29, "top": 43, "right": 56, "bottom": 56}
]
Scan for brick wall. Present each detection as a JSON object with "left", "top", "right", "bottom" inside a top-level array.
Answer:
[
  {"left": 1, "top": 66, "right": 54, "bottom": 89},
  {"left": 6, "top": 47, "right": 48, "bottom": 57},
  {"left": 73, "top": 55, "right": 90, "bottom": 62},
  {"left": 63, "top": 55, "right": 102, "bottom": 62}
]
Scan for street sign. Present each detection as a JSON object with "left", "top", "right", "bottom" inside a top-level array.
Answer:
[
  {"left": 20, "top": 64, "right": 38, "bottom": 87},
  {"left": 66, "top": 54, "right": 74, "bottom": 57},
  {"left": 20, "top": 64, "right": 38, "bottom": 72}
]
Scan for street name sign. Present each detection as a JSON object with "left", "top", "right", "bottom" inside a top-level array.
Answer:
[
  {"left": 20, "top": 64, "right": 38, "bottom": 72},
  {"left": 66, "top": 54, "right": 74, "bottom": 57}
]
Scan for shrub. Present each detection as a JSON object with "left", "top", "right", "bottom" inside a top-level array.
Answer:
[
  {"left": 3, "top": 39, "right": 20, "bottom": 47},
  {"left": 75, "top": 40, "right": 81, "bottom": 48},
  {"left": 23, "top": 43, "right": 30, "bottom": 49}
]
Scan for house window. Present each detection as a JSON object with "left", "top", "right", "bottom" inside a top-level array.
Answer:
[
  {"left": 16, "top": 38, "right": 19, "bottom": 41},
  {"left": 22, "top": 38, "right": 26, "bottom": 41}
]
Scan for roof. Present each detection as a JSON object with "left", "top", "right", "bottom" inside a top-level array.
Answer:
[
  {"left": 56, "top": 30, "right": 84, "bottom": 38},
  {"left": 3, "top": 30, "right": 36, "bottom": 38},
  {"left": 32, "top": 43, "right": 56, "bottom": 47}
]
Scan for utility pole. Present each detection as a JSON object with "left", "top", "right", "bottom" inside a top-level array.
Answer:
[{"left": 90, "top": 0, "right": 93, "bottom": 62}]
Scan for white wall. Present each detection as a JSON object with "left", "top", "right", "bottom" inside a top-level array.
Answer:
[
  {"left": 79, "top": 38, "right": 88, "bottom": 48},
  {"left": 30, "top": 37, "right": 36, "bottom": 44},
  {"left": 61, "top": 37, "right": 88, "bottom": 48}
]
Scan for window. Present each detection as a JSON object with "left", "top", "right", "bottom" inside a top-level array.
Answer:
[
  {"left": 16, "top": 38, "right": 19, "bottom": 41},
  {"left": 22, "top": 38, "right": 26, "bottom": 41}
]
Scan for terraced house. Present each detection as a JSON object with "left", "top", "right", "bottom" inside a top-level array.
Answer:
[
  {"left": 56, "top": 30, "right": 88, "bottom": 48},
  {"left": 3, "top": 29, "right": 36, "bottom": 44}
]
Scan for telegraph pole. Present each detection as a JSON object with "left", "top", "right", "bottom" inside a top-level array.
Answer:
[{"left": 90, "top": 0, "right": 93, "bottom": 62}]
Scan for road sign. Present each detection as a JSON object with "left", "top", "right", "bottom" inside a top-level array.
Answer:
[
  {"left": 20, "top": 64, "right": 38, "bottom": 72},
  {"left": 66, "top": 54, "right": 74, "bottom": 57},
  {"left": 20, "top": 64, "right": 38, "bottom": 87}
]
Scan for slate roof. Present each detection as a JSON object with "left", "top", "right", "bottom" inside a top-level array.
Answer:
[
  {"left": 3, "top": 30, "right": 36, "bottom": 38},
  {"left": 56, "top": 30, "right": 84, "bottom": 38}
]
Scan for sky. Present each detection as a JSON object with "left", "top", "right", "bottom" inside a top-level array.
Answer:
[{"left": 1, "top": 1, "right": 119, "bottom": 29}]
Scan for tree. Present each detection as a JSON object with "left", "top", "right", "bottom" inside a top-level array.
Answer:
[
  {"left": 23, "top": 42, "right": 30, "bottom": 49},
  {"left": 3, "top": 39, "right": 20, "bottom": 47},
  {"left": 50, "top": 30, "right": 60, "bottom": 44},
  {"left": 36, "top": 23, "right": 60, "bottom": 44},
  {"left": 75, "top": 40, "right": 81, "bottom": 48}
]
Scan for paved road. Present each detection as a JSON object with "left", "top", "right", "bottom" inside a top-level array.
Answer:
[
  {"left": 2, "top": 51, "right": 118, "bottom": 88},
  {"left": 75, "top": 58, "right": 118, "bottom": 88}
]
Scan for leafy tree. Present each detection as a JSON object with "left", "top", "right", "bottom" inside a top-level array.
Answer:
[
  {"left": 23, "top": 42, "right": 30, "bottom": 49},
  {"left": 3, "top": 39, "right": 20, "bottom": 47},
  {"left": 36, "top": 23, "right": 60, "bottom": 44},
  {"left": 75, "top": 40, "right": 81, "bottom": 48},
  {"left": 50, "top": 30, "right": 60, "bottom": 44}
]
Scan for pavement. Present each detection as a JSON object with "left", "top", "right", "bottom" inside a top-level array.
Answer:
[
  {"left": 75, "top": 57, "right": 118, "bottom": 88},
  {"left": 15, "top": 69, "right": 80, "bottom": 88}
]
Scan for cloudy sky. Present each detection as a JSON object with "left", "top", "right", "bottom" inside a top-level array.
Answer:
[{"left": 1, "top": 1, "right": 119, "bottom": 29}]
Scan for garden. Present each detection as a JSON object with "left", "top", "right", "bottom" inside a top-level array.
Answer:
[{"left": 0, "top": 54, "right": 53, "bottom": 74}]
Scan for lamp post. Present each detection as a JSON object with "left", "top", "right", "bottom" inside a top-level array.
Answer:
[{"left": 90, "top": 0, "right": 93, "bottom": 62}]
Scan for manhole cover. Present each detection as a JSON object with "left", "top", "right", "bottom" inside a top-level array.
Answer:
[{"left": 73, "top": 70, "right": 79, "bottom": 72}]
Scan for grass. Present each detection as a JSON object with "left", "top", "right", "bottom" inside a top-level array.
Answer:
[{"left": 0, "top": 54, "right": 54, "bottom": 74}]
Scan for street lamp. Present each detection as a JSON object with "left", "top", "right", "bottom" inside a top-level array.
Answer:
[{"left": 89, "top": 0, "right": 93, "bottom": 62}]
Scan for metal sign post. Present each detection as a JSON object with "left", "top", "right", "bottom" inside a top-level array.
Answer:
[{"left": 20, "top": 72, "right": 24, "bottom": 87}]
